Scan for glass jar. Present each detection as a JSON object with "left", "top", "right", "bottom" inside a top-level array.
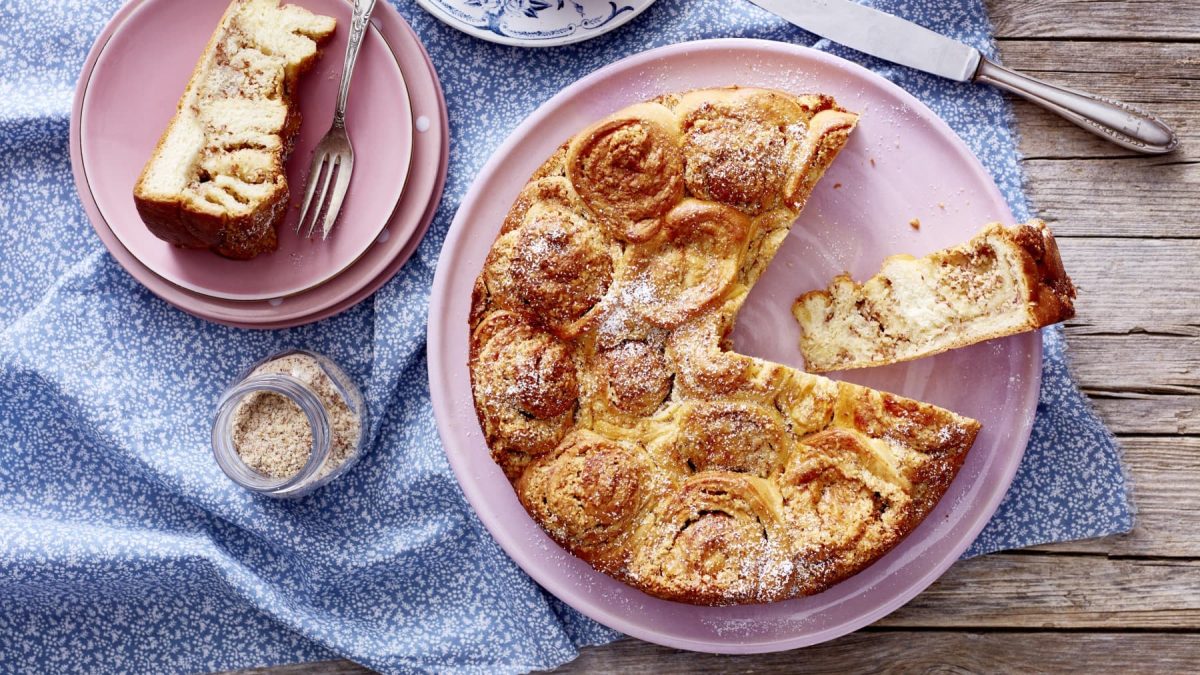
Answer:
[{"left": 211, "top": 349, "right": 367, "bottom": 498}]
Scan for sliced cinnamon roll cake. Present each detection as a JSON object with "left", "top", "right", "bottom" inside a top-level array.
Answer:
[
  {"left": 793, "top": 219, "right": 1076, "bottom": 372},
  {"left": 468, "top": 87, "right": 981, "bottom": 605}
]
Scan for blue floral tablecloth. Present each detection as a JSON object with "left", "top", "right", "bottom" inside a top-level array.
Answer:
[{"left": 0, "top": 0, "right": 1132, "bottom": 672}]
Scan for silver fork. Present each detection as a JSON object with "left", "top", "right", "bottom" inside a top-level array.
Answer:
[{"left": 296, "top": 0, "right": 378, "bottom": 239}]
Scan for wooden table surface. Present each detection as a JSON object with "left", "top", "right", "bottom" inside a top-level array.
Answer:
[{"left": 244, "top": 1, "right": 1200, "bottom": 671}]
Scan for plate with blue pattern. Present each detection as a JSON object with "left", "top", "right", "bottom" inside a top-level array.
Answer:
[{"left": 414, "top": 0, "right": 657, "bottom": 47}]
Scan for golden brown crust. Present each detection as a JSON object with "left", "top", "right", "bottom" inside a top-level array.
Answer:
[
  {"left": 668, "top": 401, "right": 792, "bottom": 478},
  {"left": 508, "top": 199, "right": 614, "bottom": 337},
  {"left": 1010, "top": 219, "right": 1077, "bottom": 326},
  {"left": 628, "top": 472, "right": 793, "bottom": 604},
  {"left": 134, "top": 184, "right": 287, "bottom": 260},
  {"left": 469, "top": 311, "right": 580, "bottom": 479},
  {"left": 566, "top": 102, "right": 685, "bottom": 242},
  {"left": 784, "top": 105, "right": 858, "bottom": 211},
  {"left": 518, "top": 431, "right": 666, "bottom": 573},
  {"left": 676, "top": 88, "right": 806, "bottom": 214},
  {"left": 469, "top": 87, "right": 982, "bottom": 605},
  {"left": 624, "top": 199, "right": 751, "bottom": 329},
  {"left": 599, "top": 341, "right": 674, "bottom": 416}
]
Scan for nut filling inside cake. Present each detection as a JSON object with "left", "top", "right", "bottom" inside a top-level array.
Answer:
[{"left": 468, "top": 87, "right": 983, "bottom": 605}]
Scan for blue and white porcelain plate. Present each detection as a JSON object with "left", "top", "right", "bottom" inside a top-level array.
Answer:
[{"left": 414, "top": 0, "right": 657, "bottom": 47}]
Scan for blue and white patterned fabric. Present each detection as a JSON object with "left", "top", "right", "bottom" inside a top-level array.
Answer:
[{"left": 0, "top": 0, "right": 1132, "bottom": 672}]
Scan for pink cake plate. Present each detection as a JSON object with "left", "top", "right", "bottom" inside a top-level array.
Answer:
[
  {"left": 428, "top": 39, "right": 1041, "bottom": 653},
  {"left": 71, "top": 0, "right": 448, "bottom": 327}
]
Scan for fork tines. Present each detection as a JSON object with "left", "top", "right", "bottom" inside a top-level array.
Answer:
[{"left": 296, "top": 136, "right": 355, "bottom": 240}]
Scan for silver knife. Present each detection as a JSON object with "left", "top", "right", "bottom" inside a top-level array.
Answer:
[{"left": 748, "top": 0, "right": 1178, "bottom": 154}]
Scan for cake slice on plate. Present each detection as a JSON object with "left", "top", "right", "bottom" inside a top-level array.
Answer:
[
  {"left": 133, "top": 0, "right": 336, "bottom": 259},
  {"left": 793, "top": 219, "right": 1076, "bottom": 372}
]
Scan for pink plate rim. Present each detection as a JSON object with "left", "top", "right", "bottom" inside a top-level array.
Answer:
[
  {"left": 428, "top": 38, "right": 1041, "bottom": 653},
  {"left": 70, "top": 0, "right": 449, "bottom": 328}
]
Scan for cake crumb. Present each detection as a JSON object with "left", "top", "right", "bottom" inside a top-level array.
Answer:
[
  {"left": 869, "top": 158, "right": 876, "bottom": 168},
  {"left": 909, "top": 218, "right": 921, "bottom": 231},
  {"left": 833, "top": 182, "right": 843, "bottom": 189},
  {"left": 937, "top": 202, "right": 946, "bottom": 210}
]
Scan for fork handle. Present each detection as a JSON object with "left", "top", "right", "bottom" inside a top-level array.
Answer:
[
  {"left": 973, "top": 56, "right": 1178, "bottom": 154},
  {"left": 333, "top": 0, "right": 378, "bottom": 127}
]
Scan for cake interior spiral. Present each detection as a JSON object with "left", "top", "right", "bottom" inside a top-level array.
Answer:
[{"left": 468, "top": 87, "right": 981, "bottom": 605}]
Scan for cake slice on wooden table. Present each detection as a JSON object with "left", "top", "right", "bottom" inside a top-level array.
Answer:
[
  {"left": 133, "top": 0, "right": 336, "bottom": 260},
  {"left": 793, "top": 219, "right": 1076, "bottom": 372}
]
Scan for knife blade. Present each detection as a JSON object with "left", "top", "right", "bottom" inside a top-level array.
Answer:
[
  {"left": 748, "top": 0, "right": 1178, "bottom": 154},
  {"left": 748, "top": 0, "right": 980, "bottom": 81}
]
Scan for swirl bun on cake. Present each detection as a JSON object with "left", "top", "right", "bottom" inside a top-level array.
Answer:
[
  {"left": 469, "top": 311, "right": 580, "bottom": 478},
  {"left": 469, "top": 87, "right": 981, "bottom": 605},
  {"left": 567, "top": 102, "right": 685, "bottom": 242},
  {"left": 518, "top": 431, "right": 664, "bottom": 572},
  {"left": 625, "top": 200, "right": 751, "bottom": 328},
  {"left": 631, "top": 472, "right": 793, "bottom": 605}
]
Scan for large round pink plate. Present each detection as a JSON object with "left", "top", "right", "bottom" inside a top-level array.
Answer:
[
  {"left": 72, "top": 0, "right": 449, "bottom": 327},
  {"left": 428, "top": 39, "right": 1041, "bottom": 653}
]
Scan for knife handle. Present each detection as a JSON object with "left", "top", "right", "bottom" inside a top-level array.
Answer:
[{"left": 974, "top": 56, "right": 1178, "bottom": 154}]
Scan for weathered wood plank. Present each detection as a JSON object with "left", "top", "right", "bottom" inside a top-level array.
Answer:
[
  {"left": 1065, "top": 333, "right": 1200, "bottom": 394},
  {"left": 1111, "top": 436, "right": 1200, "bottom": 556},
  {"left": 877, "top": 553, "right": 1200, "bottom": 628},
  {"left": 1024, "top": 160, "right": 1200, "bottom": 239},
  {"left": 1088, "top": 394, "right": 1200, "bottom": 435},
  {"left": 987, "top": 0, "right": 1200, "bottom": 40},
  {"left": 996, "top": 40, "right": 1200, "bottom": 103},
  {"left": 1064, "top": 333, "right": 1200, "bottom": 439},
  {"left": 550, "top": 632, "right": 1200, "bottom": 673},
  {"left": 1056, "top": 238, "right": 1200, "bottom": 335}
]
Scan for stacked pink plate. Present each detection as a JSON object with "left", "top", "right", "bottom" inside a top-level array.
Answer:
[{"left": 71, "top": 0, "right": 448, "bottom": 329}]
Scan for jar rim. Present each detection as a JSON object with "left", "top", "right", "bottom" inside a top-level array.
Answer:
[
  {"left": 239, "top": 349, "right": 367, "bottom": 438},
  {"left": 211, "top": 373, "right": 332, "bottom": 494}
]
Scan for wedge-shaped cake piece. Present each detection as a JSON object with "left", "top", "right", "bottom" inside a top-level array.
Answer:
[
  {"left": 794, "top": 219, "right": 1076, "bottom": 372},
  {"left": 469, "top": 87, "right": 983, "bottom": 605},
  {"left": 133, "top": 0, "right": 336, "bottom": 259}
]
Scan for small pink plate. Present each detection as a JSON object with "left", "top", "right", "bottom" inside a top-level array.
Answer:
[
  {"left": 73, "top": 0, "right": 448, "bottom": 328},
  {"left": 78, "top": 0, "right": 412, "bottom": 301},
  {"left": 429, "top": 39, "right": 1041, "bottom": 653}
]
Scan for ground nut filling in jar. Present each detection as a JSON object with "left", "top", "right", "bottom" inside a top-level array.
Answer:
[{"left": 212, "top": 350, "right": 367, "bottom": 497}]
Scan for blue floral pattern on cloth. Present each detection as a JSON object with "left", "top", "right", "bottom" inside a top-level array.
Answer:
[{"left": 0, "top": 0, "right": 1132, "bottom": 672}]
